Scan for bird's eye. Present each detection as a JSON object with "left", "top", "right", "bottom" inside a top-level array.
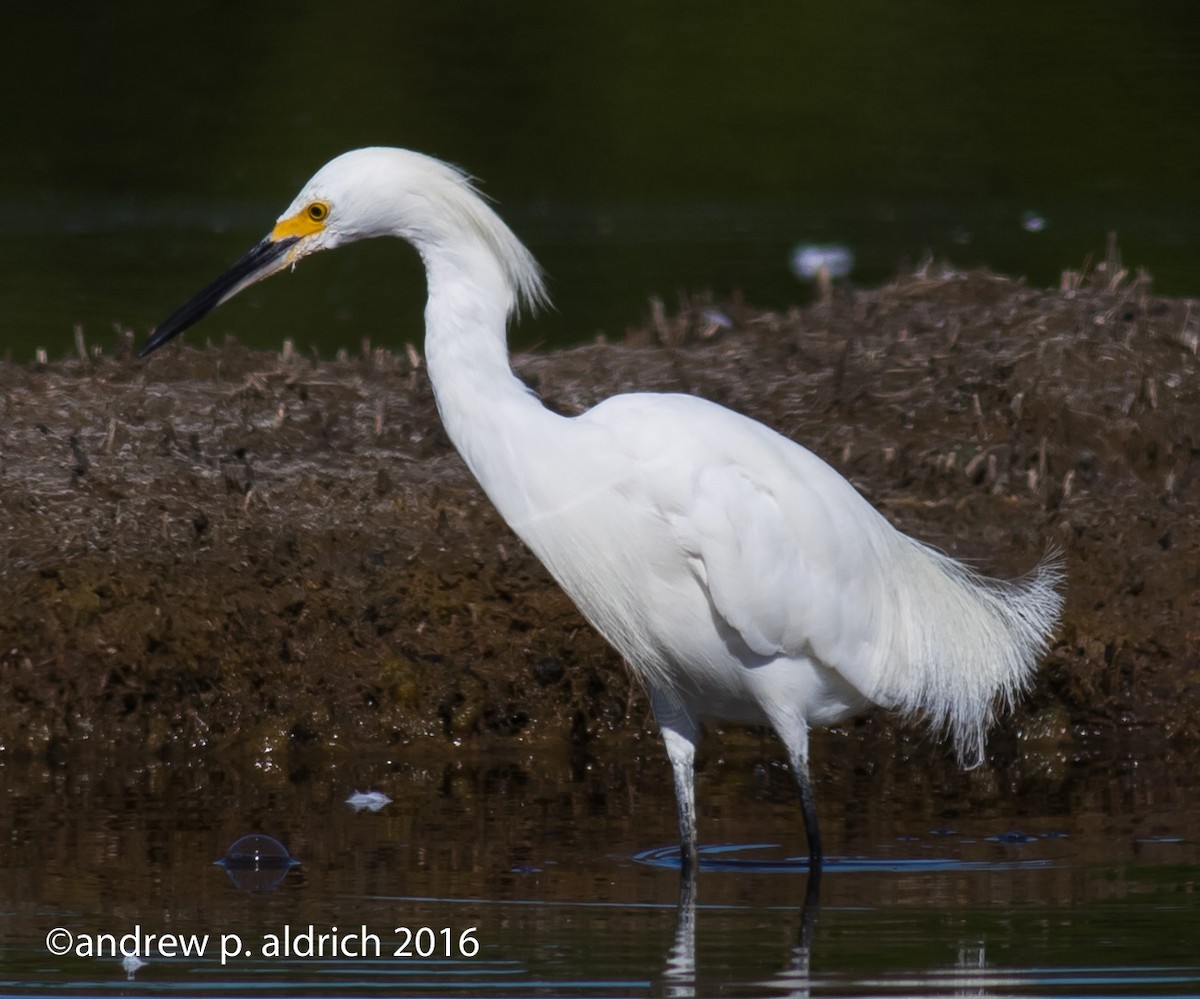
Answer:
[{"left": 306, "top": 201, "right": 329, "bottom": 222}]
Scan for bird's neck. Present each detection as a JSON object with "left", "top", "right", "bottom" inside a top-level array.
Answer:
[{"left": 420, "top": 244, "right": 551, "bottom": 504}]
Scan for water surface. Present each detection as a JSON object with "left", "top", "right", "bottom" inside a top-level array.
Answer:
[{"left": 2, "top": 740, "right": 1197, "bottom": 996}]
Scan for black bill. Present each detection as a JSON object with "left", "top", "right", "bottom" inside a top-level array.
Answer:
[{"left": 137, "top": 234, "right": 300, "bottom": 358}]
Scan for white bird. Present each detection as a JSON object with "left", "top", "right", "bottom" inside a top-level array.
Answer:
[{"left": 139, "top": 148, "right": 1064, "bottom": 872}]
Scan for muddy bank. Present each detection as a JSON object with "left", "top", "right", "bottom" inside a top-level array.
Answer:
[{"left": 1, "top": 259, "right": 1197, "bottom": 770}]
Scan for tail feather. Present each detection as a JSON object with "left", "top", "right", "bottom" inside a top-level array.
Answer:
[{"left": 874, "top": 542, "right": 1065, "bottom": 767}]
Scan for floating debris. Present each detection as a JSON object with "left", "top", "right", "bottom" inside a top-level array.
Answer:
[
  {"left": 121, "top": 953, "right": 146, "bottom": 980},
  {"left": 214, "top": 833, "right": 299, "bottom": 891},
  {"left": 1021, "top": 210, "right": 1047, "bottom": 233},
  {"left": 699, "top": 307, "right": 733, "bottom": 331},
  {"left": 346, "top": 789, "right": 392, "bottom": 813},
  {"left": 789, "top": 243, "right": 854, "bottom": 281}
]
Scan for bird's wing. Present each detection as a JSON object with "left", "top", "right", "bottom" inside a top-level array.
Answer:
[
  {"left": 668, "top": 457, "right": 897, "bottom": 688},
  {"left": 583, "top": 392, "right": 1061, "bottom": 764},
  {"left": 590, "top": 393, "right": 901, "bottom": 696}
]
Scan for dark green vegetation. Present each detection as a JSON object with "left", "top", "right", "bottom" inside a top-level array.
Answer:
[{"left": 3, "top": 3, "right": 1198, "bottom": 359}]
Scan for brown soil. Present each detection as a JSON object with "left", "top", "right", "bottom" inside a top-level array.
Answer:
[{"left": 1, "top": 257, "right": 1197, "bottom": 772}]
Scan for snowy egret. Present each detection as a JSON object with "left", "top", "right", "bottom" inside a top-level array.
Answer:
[{"left": 139, "top": 148, "right": 1064, "bottom": 871}]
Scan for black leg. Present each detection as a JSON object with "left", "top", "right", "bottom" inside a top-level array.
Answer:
[{"left": 795, "top": 761, "right": 824, "bottom": 868}]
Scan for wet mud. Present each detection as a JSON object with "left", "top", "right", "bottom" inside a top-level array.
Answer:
[{"left": 1, "top": 257, "right": 1197, "bottom": 774}]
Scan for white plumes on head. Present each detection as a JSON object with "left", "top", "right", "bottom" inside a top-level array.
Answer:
[
  {"left": 289, "top": 147, "right": 549, "bottom": 320},
  {"left": 414, "top": 157, "right": 550, "bottom": 320}
]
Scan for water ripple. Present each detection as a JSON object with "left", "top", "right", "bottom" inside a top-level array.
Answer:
[{"left": 632, "top": 843, "right": 1056, "bottom": 873}]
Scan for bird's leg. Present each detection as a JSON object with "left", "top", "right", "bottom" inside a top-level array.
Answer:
[
  {"left": 760, "top": 702, "right": 826, "bottom": 869},
  {"left": 787, "top": 740, "right": 823, "bottom": 868},
  {"left": 663, "top": 727, "right": 699, "bottom": 876},
  {"left": 762, "top": 704, "right": 825, "bottom": 867},
  {"left": 652, "top": 693, "right": 701, "bottom": 877}
]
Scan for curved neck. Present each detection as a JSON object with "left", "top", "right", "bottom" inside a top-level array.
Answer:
[{"left": 419, "top": 240, "right": 551, "bottom": 505}]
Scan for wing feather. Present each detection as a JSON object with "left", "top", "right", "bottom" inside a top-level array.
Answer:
[
  {"left": 582, "top": 392, "right": 1062, "bottom": 764},
  {"left": 668, "top": 458, "right": 897, "bottom": 697}
]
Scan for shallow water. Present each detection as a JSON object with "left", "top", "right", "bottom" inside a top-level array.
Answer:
[{"left": 1, "top": 738, "right": 1196, "bottom": 997}]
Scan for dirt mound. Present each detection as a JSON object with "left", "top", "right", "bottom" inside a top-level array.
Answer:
[{"left": 1, "top": 260, "right": 1197, "bottom": 767}]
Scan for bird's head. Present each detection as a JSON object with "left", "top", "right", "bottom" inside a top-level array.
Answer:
[{"left": 137, "top": 147, "right": 545, "bottom": 358}]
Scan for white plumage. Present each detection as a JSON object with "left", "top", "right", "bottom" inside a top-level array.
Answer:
[{"left": 140, "top": 147, "right": 1065, "bottom": 870}]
